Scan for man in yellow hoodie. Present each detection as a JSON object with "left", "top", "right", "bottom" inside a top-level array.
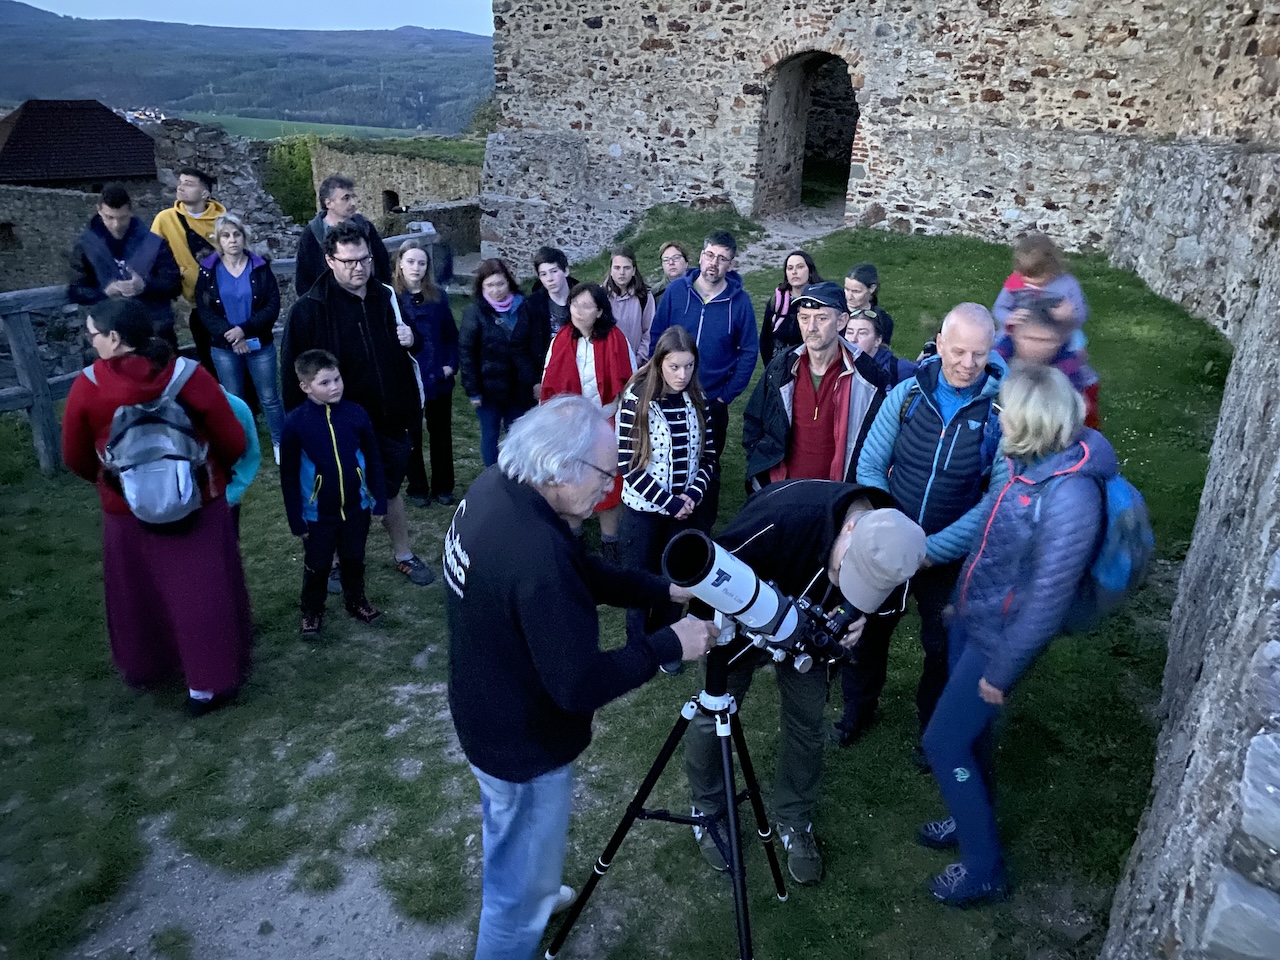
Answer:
[{"left": 152, "top": 167, "right": 226, "bottom": 364}]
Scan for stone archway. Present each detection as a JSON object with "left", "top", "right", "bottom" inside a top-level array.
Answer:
[{"left": 752, "top": 49, "right": 859, "bottom": 217}]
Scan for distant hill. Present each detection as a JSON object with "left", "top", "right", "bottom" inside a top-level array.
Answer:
[{"left": 0, "top": 1, "right": 494, "bottom": 134}]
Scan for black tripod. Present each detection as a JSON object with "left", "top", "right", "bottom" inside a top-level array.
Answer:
[{"left": 544, "top": 640, "right": 788, "bottom": 960}]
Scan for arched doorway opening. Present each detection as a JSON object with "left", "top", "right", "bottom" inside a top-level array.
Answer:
[
  {"left": 382, "top": 189, "right": 401, "bottom": 213},
  {"left": 753, "top": 51, "right": 859, "bottom": 217}
]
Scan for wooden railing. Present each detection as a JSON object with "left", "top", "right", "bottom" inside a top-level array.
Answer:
[{"left": 0, "top": 232, "right": 457, "bottom": 475}]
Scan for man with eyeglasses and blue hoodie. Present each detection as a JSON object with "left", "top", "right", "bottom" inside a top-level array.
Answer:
[
  {"left": 648, "top": 230, "right": 758, "bottom": 526},
  {"left": 835, "top": 303, "right": 1009, "bottom": 768}
]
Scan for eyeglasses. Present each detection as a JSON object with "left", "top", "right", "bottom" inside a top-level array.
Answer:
[
  {"left": 700, "top": 251, "right": 732, "bottom": 266},
  {"left": 330, "top": 255, "right": 372, "bottom": 267},
  {"left": 661, "top": 255, "right": 686, "bottom": 265},
  {"left": 87, "top": 328, "right": 104, "bottom": 340},
  {"left": 575, "top": 459, "right": 616, "bottom": 483}
]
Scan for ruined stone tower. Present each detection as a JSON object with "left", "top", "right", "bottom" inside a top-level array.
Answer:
[{"left": 482, "top": 2, "right": 1277, "bottom": 305}]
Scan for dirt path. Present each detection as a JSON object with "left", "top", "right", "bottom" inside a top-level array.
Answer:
[{"left": 733, "top": 199, "right": 847, "bottom": 276}]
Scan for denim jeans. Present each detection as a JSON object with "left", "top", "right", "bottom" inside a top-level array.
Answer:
[
  {"left": 921, "top": 621, "right": 1003, "bottom": 882},
  {"left": 471, "top": 763, "right": 573, "bottom": 960},
  {"left": 210, "top": 344, "right": 285, "bottom": 445},
  {"left": 474, "top": 401, "right": 525, "bottom": 468}
]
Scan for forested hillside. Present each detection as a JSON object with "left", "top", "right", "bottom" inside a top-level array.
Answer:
[{"left": 0, "top": 1, "right": 494, "bottom": 133}]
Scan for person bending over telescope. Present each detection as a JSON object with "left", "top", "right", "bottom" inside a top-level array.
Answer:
[
  {"left": 680, "top": 479, "right": 926, "bottom": 885},
  {"left": 443, "top": 395, "right": 718, "bottom": 960}
]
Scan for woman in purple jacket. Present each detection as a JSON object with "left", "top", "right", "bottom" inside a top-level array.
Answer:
[{"left": 918, "top": 365, "right": 1116, "bottom": 906}]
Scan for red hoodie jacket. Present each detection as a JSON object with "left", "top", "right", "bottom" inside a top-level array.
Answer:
[{"left": 62, "top": 354, "right": 246, "bottom": 515}]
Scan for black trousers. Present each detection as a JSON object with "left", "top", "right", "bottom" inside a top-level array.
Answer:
[
  {"left": 699, "top": 401, "right": 729, "bottom": 529},
  {"left": 300, "top": 510, "right": 372, "bottom": 614},
  {"left": 618, "top": 506, "right": 695, "bottom": 641},
  {"left": 406, "top": 393, "right": 456, "bottom": 499},
  {"left": 837, "top": 559, "right": 963, "bottom": 735}
]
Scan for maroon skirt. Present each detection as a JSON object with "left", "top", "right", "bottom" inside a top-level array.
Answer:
[{"left": 101, "top": 497, "right": 253, "bottom": 695}]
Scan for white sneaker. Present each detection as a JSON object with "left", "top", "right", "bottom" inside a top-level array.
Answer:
[
  {"left": 551, "top": 884, "right": 575, "bottom": 914},
  {"left": 273, "top": 443, "right": 280, "bottom": 465}
]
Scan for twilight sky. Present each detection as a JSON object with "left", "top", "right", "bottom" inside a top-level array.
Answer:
[{"left": 25, "top": 0, "right": 495, "bottom": 36}]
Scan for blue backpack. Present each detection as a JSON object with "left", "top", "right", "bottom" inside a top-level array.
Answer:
[{"left": 1060, "top": 474, "right": 1156, "bottom": 633}]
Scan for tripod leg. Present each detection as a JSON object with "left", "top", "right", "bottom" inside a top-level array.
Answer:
[
  {"left": 544, "top": 700, "right": 697, "bottom": 960},
  {"left": 730, "top": 710, "right": 788, "bottom": 901},
  {"left": 717, "top": 712, "right": 755, "bottom": 960}
]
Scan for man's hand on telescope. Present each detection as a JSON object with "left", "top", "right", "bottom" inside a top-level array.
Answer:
[
  {"left": 837, "top": 614, "right": 868, "bottom": 652},
  {"left": 671, "top": 615, "right": 718, "bottom": 661}
]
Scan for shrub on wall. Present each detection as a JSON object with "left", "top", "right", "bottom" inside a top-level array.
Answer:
[{"left": 265, "top": 136, "right": 319, "bottom": 225}]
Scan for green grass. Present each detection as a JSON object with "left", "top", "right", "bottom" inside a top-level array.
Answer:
[
  {"left": 184, "top": 113, "right": 425, "bottom": 141},
  {"left": 0, "top": 220, "right": 1229, "bottom": 959},
  {"left": 320, "top": 136, "right": 485, "bottom": 167}
]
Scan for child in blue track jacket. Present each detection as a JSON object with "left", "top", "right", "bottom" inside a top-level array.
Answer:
[{"left": 280, "top": 349, "right": 387, "bottom": 635}]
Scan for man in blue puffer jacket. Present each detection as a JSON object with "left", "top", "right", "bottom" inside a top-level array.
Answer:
[
  {"left": 649, "top": 230, "right": 758, "bottom": 525},
  {"left": 837, "top": 304, "right": 1010, "bottom": 753},
  {"left": 916, "top": 365, "right": 1113, "bottom": 905}
]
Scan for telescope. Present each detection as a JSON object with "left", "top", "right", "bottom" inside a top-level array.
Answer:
[{"left": 662, "top": 528, "right": 860, "bottom": 674}]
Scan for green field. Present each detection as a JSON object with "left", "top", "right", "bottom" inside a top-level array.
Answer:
[
  {"left": 0, "top": 212, "right": 1231, "bottom": 959},
  {"left": 184, "top": 113, "right": 423, "bottom": 140}
]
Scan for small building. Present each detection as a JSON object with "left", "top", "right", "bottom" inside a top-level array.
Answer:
[{"left": 0, "top": 99, "right": 157, "bottom": 192}]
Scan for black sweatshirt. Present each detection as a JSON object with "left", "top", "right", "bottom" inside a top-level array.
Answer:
[{"left": 445, "top": 466, "right": 682, "bottom": 782}]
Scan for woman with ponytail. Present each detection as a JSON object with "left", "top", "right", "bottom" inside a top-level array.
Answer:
[{"left": 62, "top": 298, "right": 253, "bottom": 716}]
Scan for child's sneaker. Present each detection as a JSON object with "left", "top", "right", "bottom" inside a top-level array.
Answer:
[
  {"left": 917, "top": 816, "right": 958, "bottom": 849},
  {"left": 346, "top": 598, "right": 383, "bottom": 624},
  {"left": 301, "top": 611, "right": 323, "bottom": 636},
  {"left": 928, "top": 862, "right": 1008, "bottom": 907}
]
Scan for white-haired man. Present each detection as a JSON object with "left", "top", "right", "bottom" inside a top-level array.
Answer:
[
  {"left": 444, "top": 395, "right": 718, "bottom": 960},
  {"left": 837, "top": 304, "right": 1010, "bottom": 759}
]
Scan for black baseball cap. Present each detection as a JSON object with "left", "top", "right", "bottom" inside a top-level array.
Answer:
[{"left": 794, "top": 281, "right": 848, "bottom": 314}]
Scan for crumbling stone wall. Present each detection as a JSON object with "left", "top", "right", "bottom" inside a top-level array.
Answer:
[
  {"left": 1100, "top": 221, "right": 1280, "bottom": 960},
  {"left": 483, "top": 1, "right": 1279, "bottom": 268},
  {"left": 309, "top": 142, "right": 480, "bottom": 230}
]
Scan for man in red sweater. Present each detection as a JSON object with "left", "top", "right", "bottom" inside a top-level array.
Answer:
[{"left": 742, "top": 281, "right": 887, "bottom": 492}]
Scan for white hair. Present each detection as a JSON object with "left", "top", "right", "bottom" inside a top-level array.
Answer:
[
  {"left": 498, "top": 395, "right": 611, "bottom": 485},
  {"left": 939, "top": 302, "right": 995, "bottom": 339}
]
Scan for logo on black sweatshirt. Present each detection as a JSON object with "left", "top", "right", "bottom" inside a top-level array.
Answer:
[{"left": 443, "top": 500, "right": 470, "bottom": 599}]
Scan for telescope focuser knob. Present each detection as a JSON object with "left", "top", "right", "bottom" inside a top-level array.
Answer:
[{"left": 792, "top": 653, "right": 814, "bottom": 674}]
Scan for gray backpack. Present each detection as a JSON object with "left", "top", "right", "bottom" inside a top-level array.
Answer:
[{"left": 84, "top": 357, "right": 208, "bottom": 524}]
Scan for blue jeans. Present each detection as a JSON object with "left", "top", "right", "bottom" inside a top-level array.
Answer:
[
  {"left": 210, "top": 344, "right": 285, "bottom": 445},
  {"left": 474, "top": 402, "right": 525, "bottom": 468},
  {"left": 471, "top": 763, "right": 573, "bottom": 960},
  {"left": 921, "top": 621, "right": 1003, "bottom": 882}
]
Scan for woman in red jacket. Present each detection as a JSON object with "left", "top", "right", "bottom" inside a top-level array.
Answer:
[
  {"left": 539, "top": 282, "right": 635, "bottom": 559},
  {"left": 62, "top": 298, "right": 253, "bottom": 716}
]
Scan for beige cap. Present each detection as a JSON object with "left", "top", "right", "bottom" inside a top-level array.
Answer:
[{"left": 838, "top": 509, "right": 928, "bottom": 613}]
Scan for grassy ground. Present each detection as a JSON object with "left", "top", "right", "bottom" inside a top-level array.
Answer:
[
  {"left": 184, "top": 113, "right": 425, "bottom": 140},
  {"left": 0, "top": 222, "right": 1230, "bottom": 959}
]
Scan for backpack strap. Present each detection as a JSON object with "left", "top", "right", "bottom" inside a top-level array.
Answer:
[
  {"left": 175, "top": 212, "right": 216, "bottom": 261},
  {"left": 161, "top": 357, "right": 199, "bottom": 400},
  {"left": 979, "top": 400, "right": 1003, "bottom": 475},
  {"left": 898, "top": 382, "right": 921, "bottom": 423}
]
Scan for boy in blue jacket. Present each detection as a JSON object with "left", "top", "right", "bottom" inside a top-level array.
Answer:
[{"left": 280, "top": 349, "right": 387, "bottom": 635}]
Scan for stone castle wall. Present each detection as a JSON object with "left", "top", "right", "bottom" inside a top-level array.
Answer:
[
  {"left": 309, "top": 142, "right": 481, "bottom": 230},
  {"left": 482, "top": 1, "right": 1279, "bottom": 273}
]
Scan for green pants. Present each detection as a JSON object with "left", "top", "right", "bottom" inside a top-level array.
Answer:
[{"left": 684, "top": 649, "right": 830, "bottom": 829}]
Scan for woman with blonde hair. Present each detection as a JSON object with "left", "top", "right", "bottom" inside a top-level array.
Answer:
[
  {"left": 917, "top": 364, "right": 1117, "bottom": 906},
  {"left": 194, "top": 211, "right": 283, "bottom": 456}
]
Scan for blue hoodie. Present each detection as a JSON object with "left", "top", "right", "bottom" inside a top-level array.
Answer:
[
  {"left": 648, "top": 268, "right": 758, "bottom": 405},
  {"left": 955, "top": 428, "right": 1117, "bottom": 691}
]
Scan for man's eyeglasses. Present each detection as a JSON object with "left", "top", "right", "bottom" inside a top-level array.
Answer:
[
  {"left": 576, "top": 459, "right": 616, "bottom": 483},
  {"left": 330, "top": 255, "right": 373, "bottom": 267},
  {"left": 700, "top": 251, "right": 732, "bottom": 266}
]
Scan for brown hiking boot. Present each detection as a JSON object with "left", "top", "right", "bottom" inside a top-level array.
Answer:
[{"left": 346, "top": 598, "right": 383, "bottom": 624}]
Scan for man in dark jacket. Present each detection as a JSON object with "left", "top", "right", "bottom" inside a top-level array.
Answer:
[
  {"left": 69, "top": 184, "right": 182, "bottom": 345},
  {"left": 294, "top": 174, "right": 392, "bottom": 296},
  {"left": 648, "top": 230, "right": 758, "bottom": 525},
  {"left": 682, "top": 479, "right": 926, "bottom": 886},
  {"left": 281, "top": 221, "right": 435, "bottom": 588},
  {"left": 836, "top": 303, "right": 1010, "bottom": 753},
  {"left": 743, "top": 281, "right": 887, "bottom": 491},
  {"left": 446, "top": 396, "right": 717, "bottom": 960}
]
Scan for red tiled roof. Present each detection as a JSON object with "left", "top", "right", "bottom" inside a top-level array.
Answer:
[{"left": 0, "top": 99, "right": 156, "bottom": 184}]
